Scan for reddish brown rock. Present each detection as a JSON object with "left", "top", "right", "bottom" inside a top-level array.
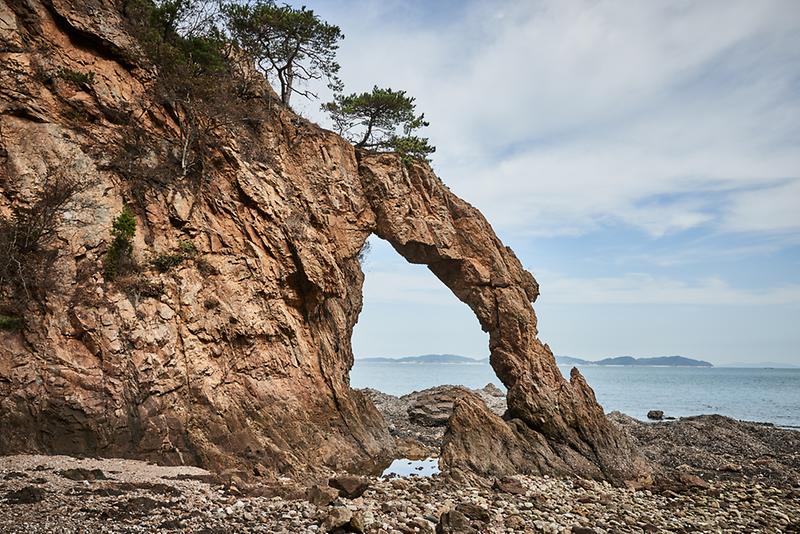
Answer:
[
  {"left": 442, "top": 390, "right": 650, "bottom": 485},
  {"left": 328, "top": 475, "right": 370, "bottom": 499},
  {"left": 435, "top": 510, "right": 477, "bottom": 534},
  {"left": 407, "top": 387, "right": 470, "bottom": 427},
  {"left": 493, "top": 477, "right": 527, "bottom": 495},
  {"left": 306, "top": 484, "right": 339, "bottom": 507},
  {"left": 0, "top": 0, "right": 650, "bottom": 484}
]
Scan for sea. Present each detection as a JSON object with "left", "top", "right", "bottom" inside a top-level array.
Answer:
[{"left": 351, "top": 361, "right": 800, "bottom": 429}]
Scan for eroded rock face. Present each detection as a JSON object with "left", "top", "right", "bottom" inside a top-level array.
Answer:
[
  {"left": 361, "top": 156, "right": 651, "bottom": 484},
  {"left": 0, "top": 0, "right": 650, "bottom": 483},
  {"left": 0, "top": 0, "right": 392, "bottom": 476}
]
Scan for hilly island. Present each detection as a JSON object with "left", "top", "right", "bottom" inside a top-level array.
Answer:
[
  {"left": 360, "top": 354, "right": 714, "bottom": 367},
  {"left": 0, "top": 1, "right": 797, "bottom": 532}
]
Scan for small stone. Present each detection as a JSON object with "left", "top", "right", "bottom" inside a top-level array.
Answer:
[
  {"left": 455, "top": 503, "right": 490, "bottom": 522},
  {"left": 58, "top": 468, "right": 107, "bottom": 481},
  {"left": 323, "top": 507, "right": 353, "bottom": 532},
  {"left": 676, "top": 472, "right": 710, "bottom": 489},
  {"left": 307, "top": 484, "right": 339, "bottom": 506},
  {"left": 4, "top": 486, "right": 46, "bottom": 504},
  {"left": 436, "top": 510, "right": 477, "bottom": 534},
  {"left": 493, "top": 477, "right": 526, "bottom": 495},
  {"left": 721, "top": 463, "right": 742, "bottom": 473},
  {"left": 329, "top": 476, "right": 370, "bottom": 499},
  {"left": 350, "top": 510, "right": 366, "bottom": 533}
]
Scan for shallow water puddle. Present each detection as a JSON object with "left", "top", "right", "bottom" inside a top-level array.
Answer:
[{"left": 381, "top": 457, "right": 440, "bottom": 478}]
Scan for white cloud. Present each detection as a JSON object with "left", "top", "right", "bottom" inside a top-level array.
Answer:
[
  {"left": 536, "top": 270, "right": 800, "bottom": 305},
  {"left": 299, "top": 0, "right": 800, "bottom": 239},
  {"left": 362, "top": 262, "right": 800, "bottom": 308},
  {"left": 723, "top": 179, "right": 800, "bottom": 234},
  {"left": 295, "top": 1, "right": 800, "bottom": 365}
]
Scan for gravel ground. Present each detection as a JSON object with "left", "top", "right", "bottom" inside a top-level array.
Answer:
[
  {"left": 1, "top": 453, "right": 799, "bottom": 533},
  {"left": 2, "top": 387, "right": 800, "bottom": 533}
]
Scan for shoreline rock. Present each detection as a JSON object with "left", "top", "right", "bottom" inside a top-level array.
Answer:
[
  {"left": 1, "top": 389, "right": 798, "bottom": 532},
  {"left": 366, "top": 384, "right": 800, "bottom": 490},
  {"left": 1, "top": 452, "right": 797, "bottom": 533}
]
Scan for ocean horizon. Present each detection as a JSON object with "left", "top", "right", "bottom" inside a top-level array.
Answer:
[{"left": 351, "top": 360, "right": 800, "bottom": 429}]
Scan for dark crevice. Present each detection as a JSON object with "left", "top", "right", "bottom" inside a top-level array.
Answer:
[{"left": 42, "top": 1, "right": 140, "bottom": 69}]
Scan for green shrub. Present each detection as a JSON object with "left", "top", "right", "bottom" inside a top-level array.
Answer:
[
  {"left": 177, "top": 239, "right": 196, "bottom": 256},
  {"left": 57, "top": 68, "right": 95, "bottom": 86},
  {"left": 152, "top": 253, "right": 184, "bottom": 272},
  {"left": 0, "top": 314, "right": 23, "bottom": 331},
  {"left": 104, "top": 207, "right": 137, "bottom": 280},
  {"left": 151, "top": 239, "right": 197, "bottom": 272}
]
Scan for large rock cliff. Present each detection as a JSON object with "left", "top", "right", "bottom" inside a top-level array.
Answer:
[{"left": 0, "top": 0, "right": 649, "bottom": 484}]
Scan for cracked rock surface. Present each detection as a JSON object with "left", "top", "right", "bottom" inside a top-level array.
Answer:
[{"left": 1, "top": 0, "right": 647, "bottom": 482}]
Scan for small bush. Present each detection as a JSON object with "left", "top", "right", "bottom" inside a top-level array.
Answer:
[
  {"left": 116, "top": 273, "right": 164, "bottom": 302},
  {"left": 0, "top": 314, "right": 23, "bottom": 331},
  {"left": 151, "top": 239, "right": 197, "bottom": 272},
  {"left": 178, "top": 239, "right": 196, "bottom": 256},
  {"left": 62, "top": 106, "right": 90, "bottom": 123},
  {"left": 151, "top": 253, "right": 183, "bottom": 272},
  {"left": 104, "top": 207, "right": 137, "bottom": 280},
  {"left": 57, "top": 68, "right": 95, "bottom": 86},
  {"left": 357, "top": 240, "right": 371, "bottom": 264},
  {"left": 195, "top": 257, "right": 216, "bottom": 276},
  {"left": 0, "top": 171, "right": 84, "bottom": 311}
]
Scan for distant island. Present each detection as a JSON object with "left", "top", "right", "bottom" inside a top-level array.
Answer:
[
  {"left": 556, "top": 355, "right": 713, "bottom": 367},
  {"left": 357, "top": 354, "right": 714, "bottom": 367},
  {"left": 358, "top": 354, "right": 484, "bottom": 364}
]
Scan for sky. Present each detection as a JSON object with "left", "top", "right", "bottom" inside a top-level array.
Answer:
[{"left": 289, "top": 0, "right": 800, "bottom": 366}]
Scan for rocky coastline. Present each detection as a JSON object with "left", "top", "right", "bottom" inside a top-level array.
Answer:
[
  {"left": 1, "top": 385, "right": 798, "bottom": 533},
  {"left": 1, "top": 2, "right": 796, "bottom": 532}
]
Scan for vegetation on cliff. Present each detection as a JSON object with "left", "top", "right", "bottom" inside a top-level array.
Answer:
[
  {"left": 119, "top": 0, "right": 432, "bottom": 168},
  {"left": 223, "top": 0, "right": 344, "bottom": 105},
  {"left": 103, "top": 207, "right": 137, "bottom": 280},
  {"left": 323, "top": 86, "right": 435, "bottom": 162},
  {"left": 0, "top": 171, "right": 83, "bottom": 318}
]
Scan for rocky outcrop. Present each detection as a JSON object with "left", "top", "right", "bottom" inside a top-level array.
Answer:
[
  {"left": 0, "top": 0, "right": 392, "bottom": 476},
  {"left": 358, "top": 158, "right": 651, "bottom": 484},
  {"left": 610, "top": 412, "right": 800, "bottom": 488},
  {"left": 362, "top": 385, "right": 507, "bottom": 458},
  {"left": 440, "top": 390, "right": 650, "bottom": 483},
  {"left": 0, "top": 0, "right": 649, "bottom": 483}
]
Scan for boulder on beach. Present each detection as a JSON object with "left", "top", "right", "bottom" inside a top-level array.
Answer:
[
  {"left": 328, "top": 476, "right": 370, "bottom": 499},
  {"left": 647, "top": 410, "right": 665, "bottom": 420},
  {"left": 406, "top": 387, "right": 470, "bottom": 427}
]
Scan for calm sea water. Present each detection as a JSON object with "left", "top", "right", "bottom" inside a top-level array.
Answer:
[{"left": 350, "top": 361, "right": 800, "bottom": 428}]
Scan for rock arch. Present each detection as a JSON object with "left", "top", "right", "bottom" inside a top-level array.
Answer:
[
  {"left": 356, "top": 153, "right": 650, "bottom": 484},
  {"left": 0, "top": 0, "right": 648, "bottom": 485}
]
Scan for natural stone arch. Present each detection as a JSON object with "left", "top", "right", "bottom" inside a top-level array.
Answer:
[
  {"left": 0, "top": 0, "right": 647, "bottom": 484},
  {"left": 356, "top": 153, "right": 651, "bottom": 484}
]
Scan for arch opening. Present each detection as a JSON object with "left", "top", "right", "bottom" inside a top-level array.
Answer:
[{"left": 349, "top": 236, "right": 507, "bottom": 471}]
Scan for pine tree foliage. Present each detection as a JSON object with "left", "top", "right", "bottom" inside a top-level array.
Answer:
[{"left": 323, "top": 86, "right": 435, "bottom": 162}]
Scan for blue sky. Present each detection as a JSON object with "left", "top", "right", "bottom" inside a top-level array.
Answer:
[{"left": 290, "top": 0, "right": 800, "bottom": 365}]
